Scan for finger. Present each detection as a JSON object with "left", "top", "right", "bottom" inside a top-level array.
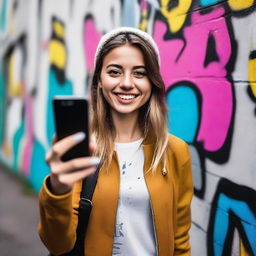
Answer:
[
  {"left": 58, "top": 166, "right": 96, "bottom": 185},
  {"left": 52, "top": 134, "right": 57, "bottom": 144},
  {"left": 52, "top": 132, "right": 86, "bottom": 158},
  {"left": 89, "top": 135, "right": 97, "bottom": 153},
  {"left": 45, "top": 134, "right": 58, "bottom": 164},
  {"left": 51, "top": 156, "right": 100, "bottom": 175},
  {"left": 45, "top": 149, "right": 54, "bottom": 165},
  {"left": 89, "top": 142, "right": 96, "bottom": 154}
]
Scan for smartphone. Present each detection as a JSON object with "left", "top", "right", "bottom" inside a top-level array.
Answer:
[{"left": 53, "top": 96, "right": 90, "bottom": 161}]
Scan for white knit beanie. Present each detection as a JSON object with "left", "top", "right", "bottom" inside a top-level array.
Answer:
[{"left": 94, "top": 27, "right": 160, "bottom": 67}]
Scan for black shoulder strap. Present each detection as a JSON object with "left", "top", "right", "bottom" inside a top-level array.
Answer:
[
  {"left": 73, "top": 162, "right": 102, "bottom": 255},
  {"left": 81, "top": 162, "right": 101, "bottom": 201},
  {"left": 49, "top": 163, "right": 102, "bottom": 256}
]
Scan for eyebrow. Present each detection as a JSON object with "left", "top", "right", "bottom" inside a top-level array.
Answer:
[{"left": 106, "top": 64, "right": 146, "bottom": 70}]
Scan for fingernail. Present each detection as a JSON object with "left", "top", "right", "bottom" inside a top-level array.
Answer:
[
  {"left": 73, "top": 132, "right": 86, "bottom": 142},
  {"left": 90, "top": 157, "right": 101, "bottom": 165}
]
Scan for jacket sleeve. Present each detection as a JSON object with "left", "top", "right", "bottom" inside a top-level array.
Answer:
[
  {"left": 174, "top": 142, "right": 194, "bottom": 255},
  {"left": 38, "top": 176, "right": 79, "bottom": 255}
]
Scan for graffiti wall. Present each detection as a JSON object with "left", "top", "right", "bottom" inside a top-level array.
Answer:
[{"left": 0, "top": 0, "right": 255, "bottom": 255}]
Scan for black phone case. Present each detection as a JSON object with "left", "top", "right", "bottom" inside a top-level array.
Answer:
[{"left": 53, "top": 97, "right": 90, "bottom": 161}]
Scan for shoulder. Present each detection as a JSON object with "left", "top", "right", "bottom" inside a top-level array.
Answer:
[
  {"left": 167, "top": 134, "right": 190, "bottom": 164},
  {"left": 167, "top": 133, "right": 187, "bottom": 147}
]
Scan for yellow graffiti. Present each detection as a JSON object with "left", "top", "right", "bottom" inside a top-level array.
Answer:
[
  {"left": 139, "top": 10, "right": 148, "bottom": 31},
  {"left": 49, "top": 40, "right": 66, "bottom": 69},
  {"left": 53, "top": 21, "right": 65, "bottom": 38},
  {"left": 2, "top": 140, "right": 11, "bottom": 157},
  {"left": 160, "top": 0, "right": 192, "bottom": 33},
  {"left": 229, "top": 0, "right": 255, "bottom": 11},
  {"left": 248, "top": 58, "right": 256, "bottom": 97},
  {"left": 7, "top": 56, "right": 22, "bottom": 97},
  {"left": 240, "top": 239, "right": 250, "bottom": 256},
  {"left": 49, "top": 20, "right": 66, "bottom": 69}
]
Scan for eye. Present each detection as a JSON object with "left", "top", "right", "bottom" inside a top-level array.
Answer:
[
  {"left": 107, "top": 69, "right": 121, "bottom": 77},
  {"left": 133, "top": 70, "right": 147, "bottom": 78}
]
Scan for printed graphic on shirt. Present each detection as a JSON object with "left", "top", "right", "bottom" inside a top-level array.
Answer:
[
  {"left": 113, "top": 222, "right": 124, "bottom": 255},
  {"left": 122, "top": 161, "right": 132, "bottom": 173},
  {"left": 112, "top": 242, "right": 122, "bottom": 255},
  {"left": 115, "top": 222, "right": 124, "bottom": 237}
]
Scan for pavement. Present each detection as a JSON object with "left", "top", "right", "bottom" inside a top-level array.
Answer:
[{"left": 0, "top": 164, "right": 48, "bottom": 256}]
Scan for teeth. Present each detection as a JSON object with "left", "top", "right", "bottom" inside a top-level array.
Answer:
[{"left": 117, "top": 94, "right": 136, "bottom": 100}]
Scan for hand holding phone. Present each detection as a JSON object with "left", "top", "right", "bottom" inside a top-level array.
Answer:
[
  {"left": 45, "top": 133, "right": 100, "bottom": 195},
  {"left": 44, "top": 96, "right": 100, "bottom": 195}
]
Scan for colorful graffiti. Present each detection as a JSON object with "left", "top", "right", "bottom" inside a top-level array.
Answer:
[
  {"left": 46, "top": 16, "right": 73, "bottom": 145},
  {"left": 154, "top": 5, "right": 236, "bottom": 201},
  {"left": 208, "top": 179, "right": 256, "bottom": 255},
  {"left": 0, "top": 0, "right": 255, "bottom": 255}
]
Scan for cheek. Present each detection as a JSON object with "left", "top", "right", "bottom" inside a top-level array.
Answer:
[
  {"left": 101, "top": 87, "right": 111, "bottom": 102},
  {"left": 140, "top": 81, "right": 152, "bottom": 99},
  {"left": 101, "top": 76, "right": 119, "bottom": 91},
  {"left": 101, "top": 85, "right": 115, "bottom": 107}
]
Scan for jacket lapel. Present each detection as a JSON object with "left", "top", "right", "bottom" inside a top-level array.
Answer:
[
  {"left": 85, "top": 152, "right": 120, "bottom": 255},
  {"left": 143, "top": 143, "right": 175, "bottom": 255}
]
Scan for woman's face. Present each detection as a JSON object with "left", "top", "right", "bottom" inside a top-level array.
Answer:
[{"left": 99, "top": 44, "right": 152, "bottom": 117}]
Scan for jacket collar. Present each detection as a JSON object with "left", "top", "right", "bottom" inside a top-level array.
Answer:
[{"left": 143, "top": 131, "right": 156, "bottom": 146}]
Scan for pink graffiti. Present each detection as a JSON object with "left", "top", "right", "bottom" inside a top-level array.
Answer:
[
  {"left": 140, "top": 0, "right": 148, "bottom": 11},
  {"left": 154, "top": 7, "right": 233, "bottom": 152},
  {"left": 20, "top": 83, "right": 34, "bottom": 175},
  {"left": 83, "top": 19, "right": 102, "bottom": 72}
]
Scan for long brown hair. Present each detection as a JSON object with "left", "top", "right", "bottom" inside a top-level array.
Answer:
[{"left": 91, "top": 32, "right": 169, "bottom": 172}]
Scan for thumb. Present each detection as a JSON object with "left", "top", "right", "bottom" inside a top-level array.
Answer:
[{"left": 89, "top": 135, "right": 97, "bottom": 154}]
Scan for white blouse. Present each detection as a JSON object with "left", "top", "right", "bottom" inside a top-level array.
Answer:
[{"left": 112, "top": 139, "right": 156, "bottom": 256}]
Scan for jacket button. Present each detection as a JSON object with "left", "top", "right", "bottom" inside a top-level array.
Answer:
[{"left": 162, "top": 168, "right": 167, "bottom": 176}]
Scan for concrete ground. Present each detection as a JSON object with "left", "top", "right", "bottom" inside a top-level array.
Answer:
[{"left": 0, "top": 164, "right": 48, "bottom": 256}]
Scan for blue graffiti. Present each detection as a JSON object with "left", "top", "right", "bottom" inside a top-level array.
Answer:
[
  {"left": 166, "top": 85, "right": 199, "bottom": 143},
  {"left": 0, "top": 0, "right": 7, "bottom": 31},
  {"left": 213, "top": 194, "right": 256, "bottom": 255},
  {"left": 199, "top": 0, "right": 221, "bottom": 7},
  {"left": 46, "top": 69, "right": 73, "bottom": 145},
  {"left": 13, "top": 119, "right": 25, "bottom": 170},
  {"left": 29, "top": 139, "right": 50, "bottom": 192}
]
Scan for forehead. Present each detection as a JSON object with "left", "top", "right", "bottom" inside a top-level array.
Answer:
[{"left": 102, "top": 44, "right": 145, "bottom": 67}]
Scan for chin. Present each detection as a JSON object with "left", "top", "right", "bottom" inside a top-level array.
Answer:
[{"left": 113, "top": 106, "right": 139, "bottom": 115}]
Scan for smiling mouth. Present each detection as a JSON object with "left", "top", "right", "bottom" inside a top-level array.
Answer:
[{"left": 115, "top": 93, "right": 139, "bottom": 100}]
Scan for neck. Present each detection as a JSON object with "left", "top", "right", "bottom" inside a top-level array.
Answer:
[{"left": 112, "top": 111, "right": 142, "bottom": 143}]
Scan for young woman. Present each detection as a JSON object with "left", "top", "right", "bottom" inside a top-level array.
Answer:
[{"left": 38, "top": 27, "right": 194, "bottom": 256}]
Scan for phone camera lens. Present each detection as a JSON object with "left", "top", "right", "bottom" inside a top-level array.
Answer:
[{"left": 61, "top": 101, "right": 73, "bottom": 106}]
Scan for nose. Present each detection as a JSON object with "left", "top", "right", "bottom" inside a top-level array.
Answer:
[{"left": 119, "top": 73, "right": 134, "bottom": 90}]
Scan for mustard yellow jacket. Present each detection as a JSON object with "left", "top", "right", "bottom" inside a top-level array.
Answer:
[{"left": 38, "top": 134, "right": 193, "bottom": 255}]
